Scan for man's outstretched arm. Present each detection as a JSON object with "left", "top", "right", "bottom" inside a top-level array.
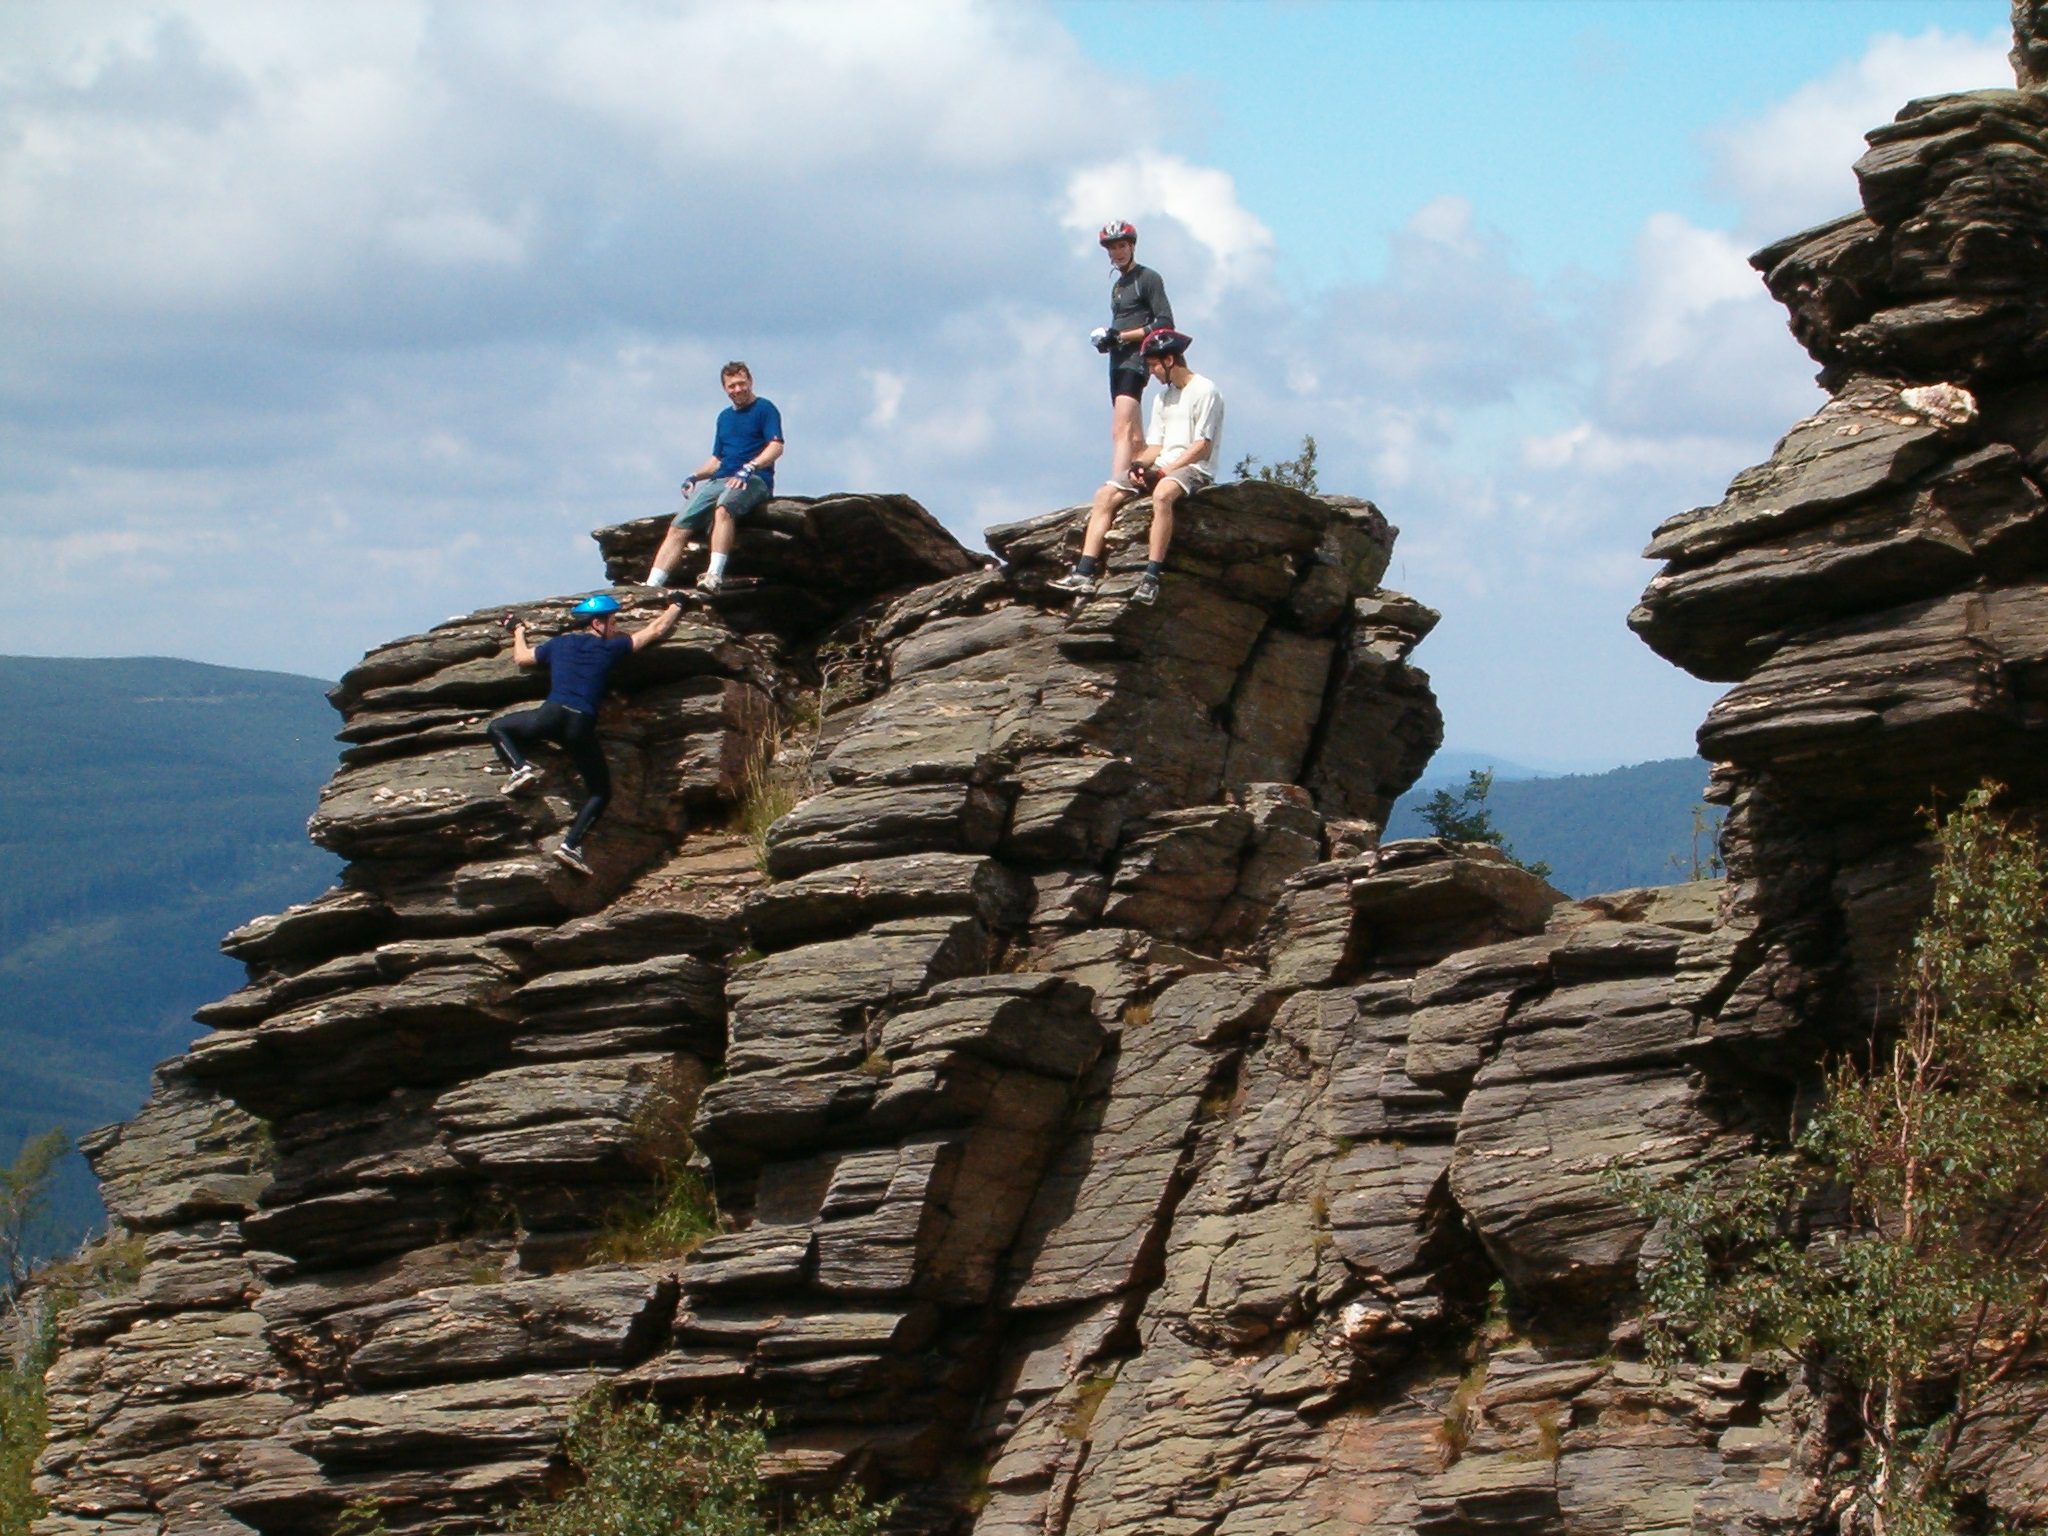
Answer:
[{"left": 629, "top": 602, "right": 686, "bottom": 652}]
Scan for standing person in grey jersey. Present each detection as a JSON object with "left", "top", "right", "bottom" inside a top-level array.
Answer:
[{"left": 1089, "top": 220, "right": 1174, "bottom": 493}]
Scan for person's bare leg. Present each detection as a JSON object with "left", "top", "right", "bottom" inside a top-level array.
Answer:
[
  {"left": 647, "top": 525, "right": 691, "bottom": 583},
  {"left": 1149, "top": 478, "right": 1181, "bottom": 563},
  {"left": 1110, "top": 395, "right": 1143, "bottom": 485},
  {"left": 710, "top": 504, "right": 738, "bottom": 556},
  {"left": 1078, "top": 483, "right": 1130, "bottom": 562}
]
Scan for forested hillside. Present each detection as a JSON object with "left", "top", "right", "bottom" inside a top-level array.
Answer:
[
  {"left": 0, "top": 656, "right": 338, "bottom": 1255},
  {"left": 1385, "top": 755, "right": 1718, "bottom": 897}
]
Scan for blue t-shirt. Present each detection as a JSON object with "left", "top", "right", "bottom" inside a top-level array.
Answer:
[
  {"left": 534, "top": 631, "right": 633, "bottom": 715},
  {"left": 712, "top": 397, "right": 783, "bottom": 488}
]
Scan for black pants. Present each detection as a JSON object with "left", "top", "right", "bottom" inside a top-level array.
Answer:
[{"left": 488, "top": 702, "right": 610, "bottom": 849}]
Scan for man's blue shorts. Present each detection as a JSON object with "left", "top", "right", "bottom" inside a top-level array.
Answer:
[{"left": 673, "top": 471, "right": 771, "bottom": 531}]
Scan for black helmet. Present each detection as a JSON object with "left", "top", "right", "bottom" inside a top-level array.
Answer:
[
  {"left": 1140, "top": 328, "right": 1191, "bottom": 360},
  {"left": 1098, "top": 220, "right": 1138, "bottom": 248}
]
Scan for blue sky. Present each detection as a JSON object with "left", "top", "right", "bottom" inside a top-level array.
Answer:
[
  {"left": 1061, "top": 1, "right": 2008, "bottom": 285},
  {"left": 0, "top": 1, "right": 2018, "bottom": 771}
]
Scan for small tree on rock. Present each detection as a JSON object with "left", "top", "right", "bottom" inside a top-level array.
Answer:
[
  {"left": 0, "top": 1132, "right": 69, "bottom": 1300},
  {"left": 1417, "top": 769, "right": 1550, "bottom": 879},
  {"left": 1233, "top": 434, "right": 1319, "bottom": 493},
  {"left": 1620, "top": 784, "right": 2048, "bottom": 1535}
]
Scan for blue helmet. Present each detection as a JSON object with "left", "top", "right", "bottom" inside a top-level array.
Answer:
[{"left": 571, "top": 594, "right": 622, "bottom": 620}]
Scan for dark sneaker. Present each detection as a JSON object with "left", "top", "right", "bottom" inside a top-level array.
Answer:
[
  {"left": 551, "top": 843, "right": 594, "bottom": 876},
  {"left": 501, "top": 764, "right": 543, "bottom": 795},
  {"left": 1132, "top": 574, "right": 1160, "bottom": 605},
  {"left": 1048, "top": 569, "right": 1099, "bottom": 596}
]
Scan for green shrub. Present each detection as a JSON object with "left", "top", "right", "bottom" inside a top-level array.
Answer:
[
  {"left": 590, "top": 1169, "right": 717, "bottom": 1265},
  {"left": 589, "top": 1061, "right": 717, "bottom": 1264},
  {"left": 1, "top": 1133, "right": 70, "bottom": 1298},
  {"left": 506, "top": 1389, "right": 890, "bottom": 1536},
  {"left": 1617, "top": 784, "right": 2048, "bottom": 1534},
  {"left": 332, "top": 1497, "right": 392, "bottom": 1536},
  {"left": 1233, "top": 434, "right": 1320, "bottom": 493},
  {"left": 0, "top": 1305, "right": 56, "bottom": 1536},
  {"left": 1416, "top": 770, "right": 1551, "bottom": 879}
]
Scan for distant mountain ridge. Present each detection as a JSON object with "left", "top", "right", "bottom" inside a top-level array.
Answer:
[
  {"left": 1385, "top": 755, "right": 1718, "bottom": 897},
  {"left": 0, "top": 655, "right": 340, "bottom": 1253}
]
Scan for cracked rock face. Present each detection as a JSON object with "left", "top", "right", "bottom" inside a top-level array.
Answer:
[{"left": 42, "top": 64, "right": 2048, "bottom": 1529}]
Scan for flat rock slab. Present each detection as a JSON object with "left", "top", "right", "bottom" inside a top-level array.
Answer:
[
  {"left": 764, "top": 783, "right": 1010, "bottom": 879},
  {"left": 721, "top": 916, "right": 988, "bottom": 1078},
  {"left": 344, "top": 1267, "right": 678, "bottom": 1387},
  {"left": 288, "top": 1371, "right": 601, "bottom": 1469},
  {"left": 744, "top": 853, "right": 1033, "bottom": 950}
]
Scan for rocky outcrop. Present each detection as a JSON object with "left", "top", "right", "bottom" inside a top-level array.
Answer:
[
  {"left": 43, "top": 45, "right": 2048, "bottom": 1534},
  {"left": 28, "top": 482, "right": 1461, "bottom": 1534},
  {"left": 1622, "top": 53, "right": 2048, "bottom": 1530}
]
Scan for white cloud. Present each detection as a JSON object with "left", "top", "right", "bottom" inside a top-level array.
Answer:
[
  {"left": 0, "top": 4, "right": 1993, "bottom": 769},
  {"left": 1062, "top": 150, "right": 1275, "bottom": 305},
  {"left": 863, "top": 370, "right": 907, "bottom": 431},
  {"left": 1711, "top": 25, "right": 2010, "bottom": 239}
]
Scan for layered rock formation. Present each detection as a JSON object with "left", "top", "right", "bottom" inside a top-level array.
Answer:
[
  {"left": 1622, "top": 62, "right": 2048, "bottom": 1531},
  {"left": 26, "top": 484, "right": 1467, "bottom": 1535},
  {"left": 36, "top": 35, "right": 2048, "bottom": 1535}
]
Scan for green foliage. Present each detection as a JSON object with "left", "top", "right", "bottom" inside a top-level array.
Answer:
[
  {"left": 589, "top": 1062, "right": 717, "bottom": 1264},
  {"left": 1668, "top": 803, "right": 1725, "bottom": 883},
  {"left": 1415, "top": 770, "right": 1552, "bottom": 880},
  {"left": 506, "top": 1389, "right": 891, "bottom": 1536},
  {"left": 1232, "top": 434, "right": 1319, "bottom": 493},
  {"left": 591, "top": 1169, "right": 717, "bottom": 1265},
  {"left": 333, "top": 1497, "right": 392, "bottom": 1536},
  {"left": 0, "top": 1134, "right": 70, "bottom": 1298},
  {"left": 1618, "top": 785, "right": 2048, "bottom": 1532},
  {"left": 0, "top": 1305, "right": 56, "bottom": 1536}
]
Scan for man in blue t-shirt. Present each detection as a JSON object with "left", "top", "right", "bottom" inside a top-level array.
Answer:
[
  {"left": 643, "top": 361, "right": 785, "bottom": 594},
  {"left": 486, "top": 592, "right": 684, "bottom": 876}
]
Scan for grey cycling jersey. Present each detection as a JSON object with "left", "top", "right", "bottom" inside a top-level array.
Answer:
[{"left": 1108, "top": 263, "right": 1173, "bottom": 371}]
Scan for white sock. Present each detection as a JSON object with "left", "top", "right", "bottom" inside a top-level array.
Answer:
[
  {"left": 647, "top": 568, "right": 669, "bottom": 588},
  {"left": 708, "top": 551, "right": 730, "bottom": 579}
]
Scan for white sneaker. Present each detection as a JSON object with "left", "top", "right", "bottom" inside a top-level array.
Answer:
[
  {"left": 501, "top": 764, "right": 543, "bottom": 795},
  {"left": 1048, "top": 569, "right": 1099, "bottom": 596},
  {"left": 695, "top": 570, "right": 724, "bottom": 593}
]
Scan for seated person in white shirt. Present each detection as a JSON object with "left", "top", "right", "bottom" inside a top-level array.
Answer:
[{"left": 1050, "top": 329, "right": 1222, "bottom": 606}]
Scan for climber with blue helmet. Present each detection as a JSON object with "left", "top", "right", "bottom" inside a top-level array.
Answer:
[
  {"left": 1092, "top": 221, "right": 1174, "bottom": 494},
  {"left": 486, "top": 591, "right": 685, "bottom": 876}
]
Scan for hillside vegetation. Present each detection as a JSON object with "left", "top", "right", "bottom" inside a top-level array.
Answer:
[{"left": 0, "top": 656, "right": 339, "bottom": 1255}]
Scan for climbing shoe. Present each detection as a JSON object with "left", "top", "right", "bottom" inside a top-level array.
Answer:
[{"left": 1132, "top": 573, "right": 1160, "bottom": 605}]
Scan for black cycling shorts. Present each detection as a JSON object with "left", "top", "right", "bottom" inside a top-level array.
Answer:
[{"left": 1110, "top": 365, "right": 1148, "bottom": 402}]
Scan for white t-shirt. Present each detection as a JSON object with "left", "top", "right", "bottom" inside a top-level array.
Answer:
[{"left": 1145, "top": 372, "right": 1224, "bottom": 472}]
